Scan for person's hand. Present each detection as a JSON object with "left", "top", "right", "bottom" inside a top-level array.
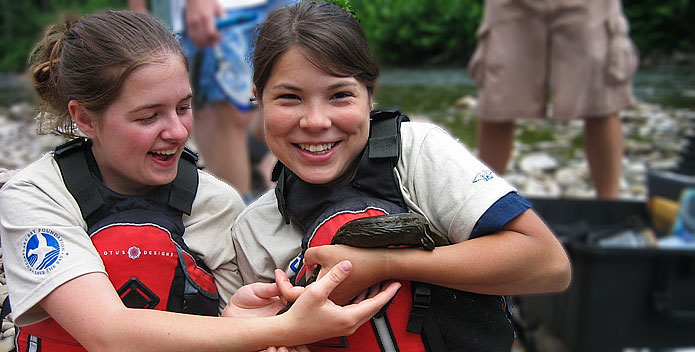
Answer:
[
  {"left": 281, "top": 260, "right": 401, "bottom": 341},
  {"left": 127, "top": 0, "right": 149, "bottom": 15},
  {"left": 222, "top": 282, "right": 287, "bottom": 318},
  {"left": 303, "top": 245, "right": 391, "bottom": 305},
  {"left": 274, "top": 268, "right": 304, "bottom": 303},
  {"left": 185, "top": 0, "right": 225, "bottom": 47}
]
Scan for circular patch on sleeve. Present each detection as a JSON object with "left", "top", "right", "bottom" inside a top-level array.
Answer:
[{"left": 22, "top": 229, "right": 67, "bottom": 275}]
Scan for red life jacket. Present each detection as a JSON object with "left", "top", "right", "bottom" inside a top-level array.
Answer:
[
  {"left": 16, "top": 138, "right": 218, "bottom": 352},
  {"left": 273, "top": 110, "right": 515, "bottom": 352}
]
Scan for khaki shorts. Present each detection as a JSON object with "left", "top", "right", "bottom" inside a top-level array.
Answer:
[{"left": 468, "top": 0, "right": 639, "bottom": 121}]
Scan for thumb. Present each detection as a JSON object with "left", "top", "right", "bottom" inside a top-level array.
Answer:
[
  {"left": 275, "top": 269, "right": 304, "bottom": 303},
  {"left": 249, "top": 282, "right": 281, "bottom": 300}
]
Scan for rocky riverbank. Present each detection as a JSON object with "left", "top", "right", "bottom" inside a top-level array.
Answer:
[{"left": 1, "top": 98, "right": 695, "bottom": 199}]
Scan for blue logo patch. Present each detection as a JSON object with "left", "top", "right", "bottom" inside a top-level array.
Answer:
[
  {"left": 472, "top": 170, "right": 494, "bottom": 183},
  {"left": 23, "top": 229, "right": 66, "bottom": 275}
]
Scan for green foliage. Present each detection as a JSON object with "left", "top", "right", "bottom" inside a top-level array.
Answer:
[
  {"left": 322, "top": 0, "right": 356, "bottom": 18},
  {"left": 2, "top": 0, "right": 692, "bottom": 72},
  {"left": 1, "top": 0, "right": 127, "bottom": 72},
  {"left": 351, "top": 0, "right": 482, "bottom": 66},
  {"left": 347, "top": 0, "right": 693, "bottom": 67},
  {"left": 623, "top": 0, "right": 695, "bottom": 56}
]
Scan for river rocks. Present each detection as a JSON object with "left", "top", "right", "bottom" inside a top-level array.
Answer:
[
  {"left": 454, "top": 98, "right": 695, "bottom": 200},
  {"left": 0, "top": 108, "right": 64, "bottom": 170},
  {"left": 518, "top": 153, "right": 559, "bottom": 175},
  {"left": 1, "top": 98, "right": 694, "bottom": 202},
  {"left": 1, "top": 99, "right": 694, "bottom": 202}
]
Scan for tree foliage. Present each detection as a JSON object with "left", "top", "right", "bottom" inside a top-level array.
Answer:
[
  {"left": 0, "top": 0, "right": 692, "bottom": 72},
  {"left": 623, "top": 0, "right": 695, "bottom": 56},
  {"left": 350, "top": 0, "right": 693, "bottom": 66},
  {"left": 351, "top": 0, "right": 482, "bottom": 65},
  {"left": 1, "top": 0, "right": 127, "bottom": 73}
]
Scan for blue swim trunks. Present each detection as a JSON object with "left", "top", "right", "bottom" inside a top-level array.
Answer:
[{"left": 180, "top": 0, "right": 297, "bottom": 111}]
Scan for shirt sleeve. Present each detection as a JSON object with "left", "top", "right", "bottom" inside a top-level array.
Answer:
[
  {"left": 469, "top": 192, "right": 531, "bottom": 239},
  {"left": 396, "top": 122, "right": 517, "bottom": 244},
  {"left": 0, "top": 160, "right": 105, "bottom": 326}
]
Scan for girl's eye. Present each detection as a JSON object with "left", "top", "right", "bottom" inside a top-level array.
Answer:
[
  {"left": 178, "top": 105, "right": 192, "bottom": 114},
  {"left": 332, "top": 92, "right": 353, "bottom": 99},
  {"left": 137, "top": 114, "right": 157, "bottom": 123},
  {"left": 278, "top": 93, "right": 300, "bottom": 100}
]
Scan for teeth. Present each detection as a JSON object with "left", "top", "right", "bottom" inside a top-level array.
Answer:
[
  {"left": 150, "top": 148, "right": 177, "bottom": 155},
  {"left": 299, "top": 143, "right": 335, "bottom": 153}
]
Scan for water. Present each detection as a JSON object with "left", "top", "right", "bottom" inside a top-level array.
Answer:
[
  {"left": 377, "top": 65, "right": 695, "bottom": 112},
  {"left": 0, "top": 73, "right": 36, "bottom": 107},
  {"left": 632, "top": 66, "right": 695, "bottom": 109},
  {"left": 2, "top": 66, "right": 692, "bottom": 110},
  {"left": 374, "top": 65, "right": 695, "bottom": 147}
]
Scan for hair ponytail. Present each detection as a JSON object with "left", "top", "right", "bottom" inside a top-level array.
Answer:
[
  {"left": 28, "top": 11, "right": 185, "bottom": 138},
  {"left": 29, "top": 19, "right": 78, "bottom": 136}
]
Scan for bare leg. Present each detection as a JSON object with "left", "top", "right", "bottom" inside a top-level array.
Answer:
[
  {"left": 249, "top": 112, "right": 277, "bottom": 191},
  {"left": 476, "top": 120, "right": 515, "bottom": 174},
  {"left": 194, "top": 103, "right": 255, "bottom": 196},
  {"left": 192, "top": 107, "right": 217, "bottom": 169},
  {"left": 584, "top": 114, "right": 623, "bottom": 199}
]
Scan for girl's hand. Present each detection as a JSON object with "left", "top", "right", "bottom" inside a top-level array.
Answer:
[
  {"left": 304, "top": 245, "right": 391, "bottom": 305},
  {"left": 222, "top": 282, "right": 287, "bottom": 318},
  {"left": 282, "top": 260, "right": 401, "bottom": 341}
]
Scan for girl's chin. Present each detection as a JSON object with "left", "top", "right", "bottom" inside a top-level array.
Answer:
[{"left": 297, "top": 170, "right": 338, "bottom": 185}]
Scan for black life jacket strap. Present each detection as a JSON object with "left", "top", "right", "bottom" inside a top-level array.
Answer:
[
  {"left": 55, "top": 138, "right": 199, "bottom": 217},
  {"left": 169, "top": 148, "right": 199, "bottom": 215},
  {"left": 55, "top": 138, "right": 105, "bottom": 219},
  {"left": 271, "top": 162, "right": 290, "bottom": 224},
  {"left": 407, "top": 282, "right": 447, "bottom": 352},
  {"left": 369, "top": 109, "right": 409, "bottom": 159}
]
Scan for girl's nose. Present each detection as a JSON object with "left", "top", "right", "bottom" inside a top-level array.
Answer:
[
  {"left": 299, "top": 103, "right": 331, "bottom": 132},
  {"left": 162, "top": 113, "right": 191, "bottom": 142}
]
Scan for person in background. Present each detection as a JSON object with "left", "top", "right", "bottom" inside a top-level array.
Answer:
[
  {"left": 233, "top": 2, "right": 571, "bottom": 350},
  {"left": 130, "top": 0, "right": 296, "bottom": 203},
  {"left": 0, "top": 10, "right": 400, "bottom": 351},
  {"left": 469, "top": 0, "right": 639, "bottom": 199}
]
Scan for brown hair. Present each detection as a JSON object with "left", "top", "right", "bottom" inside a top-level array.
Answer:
[
  {"left": 252, "top": 1, "right": 378, "bottom": 99},
  {"left": 29, "top": 10, "right": 186, "bottom": 137}
]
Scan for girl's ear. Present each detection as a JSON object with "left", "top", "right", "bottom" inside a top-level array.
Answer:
[
  {"left": 68, "top": 100, "right": 98, "bottom": 140},
  {"left": 253, "top": 86, "right": 262, "bottom": 108},
  {"left": 369, "top": 81, "right": 378, "bottom": 110}
]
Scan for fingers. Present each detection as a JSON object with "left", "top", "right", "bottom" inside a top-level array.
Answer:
[
  {"left": 275, "top": 269, "right": 303, "bottom": 303},
  {"left": 302, "top": 247, "right": 321, "bottom": 268},
  {"left": 343, "top": 281, "right": 401, "bottom": 325},
  {"left": 351, "top": 289, "right": 368, "bottom": 304},
  {"left": 367, "top": 281, "right": 387, "bottom": 299},
  {"left": 213, "top": 1, "right": 225, "bottom": 18},
  {"left": 309, "top": 260, "right": 352, "bottom": 298},
  {"left": 248, "top": 282, "right": 281, "bottom": 300}
]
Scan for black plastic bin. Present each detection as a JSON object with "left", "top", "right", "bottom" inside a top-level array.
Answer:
[{"left": 518, "top": 197, "right": 695, "bottom": 352}]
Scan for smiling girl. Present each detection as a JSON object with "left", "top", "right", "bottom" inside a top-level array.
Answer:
[
  {"left": 232, "top": 2, "right": 572, "bottom": 351},
  {"left": 0, "top": 10, "right": 399, "bottom": 351}
]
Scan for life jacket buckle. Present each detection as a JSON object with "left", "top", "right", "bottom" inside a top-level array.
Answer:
[{"left": 407, "top": 284, "right": 431, "bottom": 334}]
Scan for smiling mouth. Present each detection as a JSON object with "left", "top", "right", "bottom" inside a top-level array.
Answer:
[
  {"left": 297, "top": 142, "right": 337, "bottom": 154},
  {"left": 148, "top": 148, "right": 178, "bottom": 161}
]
